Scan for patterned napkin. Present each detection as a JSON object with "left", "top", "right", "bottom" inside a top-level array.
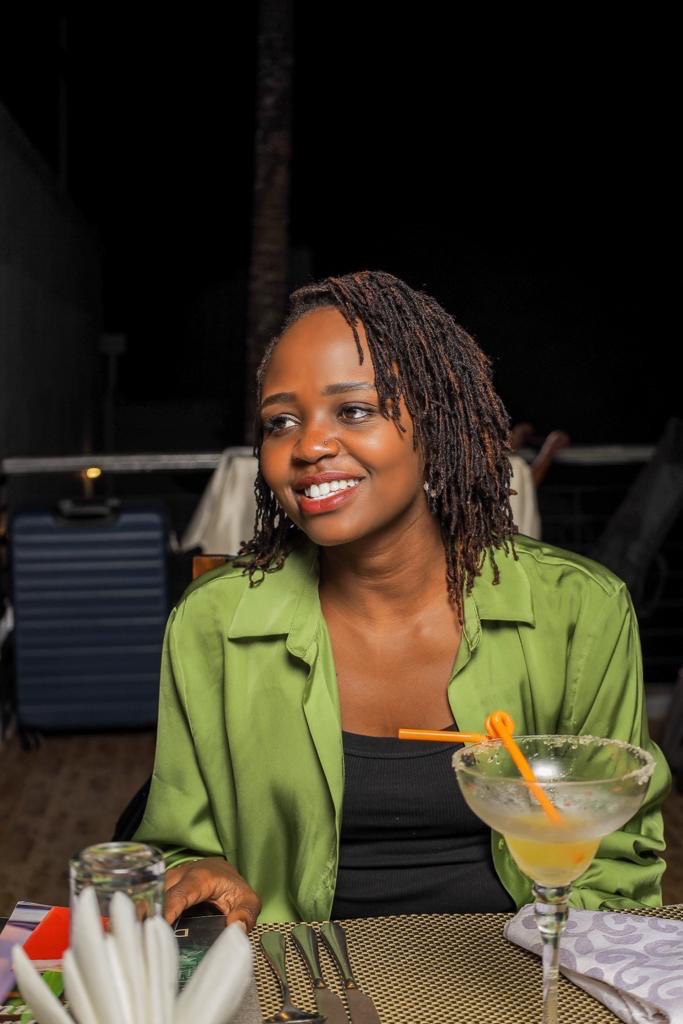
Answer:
[{"left": 505, "top": 905, "right": 683, "bottom": 1024}]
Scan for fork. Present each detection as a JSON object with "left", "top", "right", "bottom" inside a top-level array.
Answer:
[{"left": 260, "top": 930, "right": 325, "bottom": 1023}]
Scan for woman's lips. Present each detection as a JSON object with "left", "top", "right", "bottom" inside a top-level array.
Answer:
[{"left": 296, "top": 480, "right": 362, "bottom": 515}]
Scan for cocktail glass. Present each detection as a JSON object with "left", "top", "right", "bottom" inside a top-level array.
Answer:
[{"left": 452, "top": 734, "right": 655, "bottom": 1024}]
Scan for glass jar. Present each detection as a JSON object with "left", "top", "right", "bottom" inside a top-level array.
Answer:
[{"left": 69, "top": 841, "right": 164, "bottom": 923}]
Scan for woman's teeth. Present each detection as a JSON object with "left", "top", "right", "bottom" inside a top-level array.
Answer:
[{"left": 304, "top": 478, "right": 360, "bottom": 498}]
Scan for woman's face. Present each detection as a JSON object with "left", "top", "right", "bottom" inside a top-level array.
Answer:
[{"left": 259, "top": 307, "right": 431, "bottom": 549}]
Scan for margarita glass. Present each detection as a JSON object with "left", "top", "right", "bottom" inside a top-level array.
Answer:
[{"left": 453, "top": 735, "right": 655, "bottom": 1024}]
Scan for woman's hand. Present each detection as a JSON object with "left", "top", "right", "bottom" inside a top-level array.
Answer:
[{"left": 163, "top": 857, "right": 262, "bottom": 932}]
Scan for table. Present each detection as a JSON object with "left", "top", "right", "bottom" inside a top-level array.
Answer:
[
  {"left": 251, "top": 906, "right": 683, "bottom": 1024},
  {"left": 3, "top": 907, "right": 681, "bottom": 1022}
]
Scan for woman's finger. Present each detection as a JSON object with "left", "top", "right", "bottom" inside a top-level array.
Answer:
[
  {"left": 163, "top": 880, "right": 196, "bottom": 924},
  {"left": 163, "top": 865, "right": 191, "bottom": 891},
  {"left": 225, "top": 890, "right": 261, "bottom": 934}
]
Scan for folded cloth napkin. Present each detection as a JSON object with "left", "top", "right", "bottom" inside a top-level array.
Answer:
[{"left": 505, "top": 905, "right": 683, "bottom": 1024}]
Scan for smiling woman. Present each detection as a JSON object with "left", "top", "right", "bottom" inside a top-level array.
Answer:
[
  {"left": 240, "top": 272, "right": 516, "bottom": 622},
  {"left": 134, "top": 271, "right": 669, "bottom": 927},
  {"left": 258, "top": 307, "right": 428, "bottom": 551}
]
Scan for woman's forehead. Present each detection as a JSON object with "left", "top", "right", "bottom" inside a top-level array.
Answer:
[{"left": 264, "top": 307, "right": 373, "bottom": 387}]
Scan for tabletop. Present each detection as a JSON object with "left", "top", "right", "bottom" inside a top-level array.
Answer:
[
  {"left": 250, "top": 906, "right": 683, "bottom": 1024},
  {"left": 3, "top": 906, "right": 682, "bottom": 1022}
]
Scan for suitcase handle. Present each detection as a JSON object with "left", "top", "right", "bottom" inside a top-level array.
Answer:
[{"left": 56, "top": 498, "right": 121, "bottom": 524}]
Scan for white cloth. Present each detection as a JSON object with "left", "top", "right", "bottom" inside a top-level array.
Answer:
[
  {"left": 505, "top": 904, "right": 683, "bottom": 1024},
  {"left": 509, "top": 454, "right": 541, "bottom": 539},
  {"left": 181, "top": 452, "right": 258, "bottom": 555}
]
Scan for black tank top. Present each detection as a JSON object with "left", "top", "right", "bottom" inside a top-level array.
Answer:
[{"left": 330, "top": 730, "right": 515, "bottom": 919}]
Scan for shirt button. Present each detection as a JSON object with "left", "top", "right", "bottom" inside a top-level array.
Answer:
[{"left": 498, "top": 839, "right": 505, "bottom": 850}]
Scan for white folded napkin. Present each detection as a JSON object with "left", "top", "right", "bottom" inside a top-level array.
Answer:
[
  {"left": 505, "top": 905, "right": 683, "bottom": 1024},
  {"left": 12, "top": 889, "right": 254, "bottom": 1024}
]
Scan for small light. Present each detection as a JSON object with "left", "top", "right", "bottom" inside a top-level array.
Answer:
[{"left": 85, "top": 466, "right": 102, "bottom": 480}]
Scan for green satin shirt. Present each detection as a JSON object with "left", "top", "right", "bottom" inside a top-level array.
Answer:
[{"left": 135, "top": 535, "right": 669, "bottom": 922}]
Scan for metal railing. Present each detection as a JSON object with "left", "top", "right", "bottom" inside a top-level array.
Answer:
[
  {"left": 1, "top": 448, "right": 253, "bottom": 475},
  {"left": 2, "top": 445, "right": 681, "bottom": 687},
  {"left": 0, "top": 444, "right": 660, "bottom": 477}
]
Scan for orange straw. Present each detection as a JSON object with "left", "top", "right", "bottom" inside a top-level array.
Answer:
[
  {"left": 484, "top": 711, "right": 562, "bottom": 824},
  {"left": 398, "top": 728, "right": 489, "bottom": 744},
  {"left": 398, "top": 709, "right": 562, "bottom": 824}
]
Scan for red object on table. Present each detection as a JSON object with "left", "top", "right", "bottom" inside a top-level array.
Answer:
[{"left": 22, "top": 906, "right": 70, "bottom": 961}]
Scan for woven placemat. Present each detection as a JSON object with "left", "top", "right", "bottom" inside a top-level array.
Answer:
[{"left": 252, "top": 906, "right": 683, "bottom": 1024}]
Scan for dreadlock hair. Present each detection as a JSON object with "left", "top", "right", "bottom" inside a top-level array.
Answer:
[{"left": 235, "top": 270, "right": 516, "bottom": 623}]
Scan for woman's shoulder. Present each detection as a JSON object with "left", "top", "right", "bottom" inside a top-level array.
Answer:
[
  {"left": 168, "top": 559, "right": 250, "bottom": 630},
  {"left": 181, "top": 556, "right": 250, "bottom": 600},
  {"left": 510, "top": 534, "right": 628, "bottom": 601},
  {"left": 171, "top": 543, "right": 317, "bottom": 630}
]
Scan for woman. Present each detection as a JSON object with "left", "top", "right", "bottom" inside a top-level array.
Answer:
[{"left": 135, "top": 271, "right": 669, "bottom": 929}]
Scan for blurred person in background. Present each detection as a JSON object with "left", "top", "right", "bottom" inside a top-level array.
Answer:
[{"left": 508, "top": 423, "right": 571, "bottom": 539}]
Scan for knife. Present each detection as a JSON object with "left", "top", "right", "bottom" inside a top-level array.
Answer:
[
  {"left": 291, "top": 924, "right": 349, "bottom": 1024},
  {"left": 319, "top": 922, "right": 381, "bottom": 1024}
]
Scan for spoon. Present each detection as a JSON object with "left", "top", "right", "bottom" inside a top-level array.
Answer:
[{"left": 260, "top": 931, "right": 324, "bottom": 1023}]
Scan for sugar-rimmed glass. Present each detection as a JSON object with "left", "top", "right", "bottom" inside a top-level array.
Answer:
[{"left": 453, "top": 735, "right": 654, "bottom": 1023}]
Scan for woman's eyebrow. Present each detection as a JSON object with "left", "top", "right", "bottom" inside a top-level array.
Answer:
[
  {"left": 260, "top": 381, "right": 374, "bottom": 410},
  {"left": 323, "top": 380, "right": 375, "bottom": 396},
  {"left": 261, "top": 391, "right": 294, "bottom": 410}
]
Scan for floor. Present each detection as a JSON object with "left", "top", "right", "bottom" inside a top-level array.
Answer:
[
  {"left": 0, "top": 728, "right": 681, "bottom": 916},
  {"left": 0, "top": 729, "right": 156, "bottom": 914}
]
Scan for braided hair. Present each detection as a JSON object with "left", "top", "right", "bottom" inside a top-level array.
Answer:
[{"left": 235, "top": 270, "right": 515, "bottom": 622}]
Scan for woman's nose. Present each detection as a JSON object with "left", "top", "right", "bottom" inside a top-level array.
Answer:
[{"left": 293, "top": 427, "right": 340, "bottom": 462}]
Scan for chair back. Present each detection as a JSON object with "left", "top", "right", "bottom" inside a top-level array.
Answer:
[{"left": 191, "top": 554, "right": 230, "bottom": 580}]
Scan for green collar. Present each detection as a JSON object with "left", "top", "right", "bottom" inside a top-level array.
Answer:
[
  {"left": 462, "top": 545, "right": 535, "bottom": 651},
  {"left": 227, "top": 543, "right": 321, "bottom": 658},
  {"left": 227, "top": 540, "right": 535, "bottom": 654}
]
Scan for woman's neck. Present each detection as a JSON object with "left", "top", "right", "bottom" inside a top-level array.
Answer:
[{"left": 318, "top": 511, "right": 449, "bottom": 623}]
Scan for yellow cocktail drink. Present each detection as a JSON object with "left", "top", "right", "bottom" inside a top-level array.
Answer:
[{"left": 503, "top": 832, "right": 599, "bottom": 886}]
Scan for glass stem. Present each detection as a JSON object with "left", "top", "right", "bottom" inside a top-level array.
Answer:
[{"left": 533, "top": 882, "right": 570, "bottom": 1024}]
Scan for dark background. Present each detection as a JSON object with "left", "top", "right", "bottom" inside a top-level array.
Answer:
[{"left": 0, "top": 7, "right": 676, "bottom": 446}]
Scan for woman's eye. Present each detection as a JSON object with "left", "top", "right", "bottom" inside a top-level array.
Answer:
[
  {"left": 340, "top": 404, "right": 373, "bottom": 422},
  {"left": 262, "top": 413, "right": 298, "bottom": 434}
]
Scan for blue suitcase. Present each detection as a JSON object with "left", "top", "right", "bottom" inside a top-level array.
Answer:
[{"left": 10, "top": 500, "right": 168, "bottom": 730}]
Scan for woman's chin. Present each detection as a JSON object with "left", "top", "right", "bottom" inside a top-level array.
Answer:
[{"left": 297, "top": 524, "right": 363, "bottom": 548}]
